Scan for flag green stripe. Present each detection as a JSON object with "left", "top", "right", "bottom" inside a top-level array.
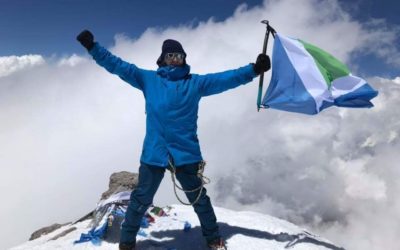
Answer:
[{"left": 299, "top": 40, "right": 350, "bottom": 86}]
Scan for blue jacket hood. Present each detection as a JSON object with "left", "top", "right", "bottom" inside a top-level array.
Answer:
[{"left": 157, "top": 64, "right": 191, "bottom": 81}]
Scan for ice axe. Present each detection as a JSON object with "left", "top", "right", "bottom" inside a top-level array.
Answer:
[{"left": 257, "top": 20, "right": 275, "bottom": 111}]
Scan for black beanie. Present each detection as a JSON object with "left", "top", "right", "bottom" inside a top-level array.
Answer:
[{"left": 156, "top": 39, "right": 187, "bottom": 66}]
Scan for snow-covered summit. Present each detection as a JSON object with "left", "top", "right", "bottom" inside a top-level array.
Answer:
[{"left": 10, "top": 204, "right": 344, "bottom": 250}]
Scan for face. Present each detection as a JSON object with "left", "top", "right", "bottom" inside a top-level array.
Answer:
[{"left": 164, "top": 52, "right": 185, "bottom": 66}]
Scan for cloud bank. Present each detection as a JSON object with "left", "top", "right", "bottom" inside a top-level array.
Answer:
[
  {"left": 1, "top": 0, "right": 399, "bottom": 249},
  {"left": 0, "top": 55, "right": 44, "bottom": 77}
]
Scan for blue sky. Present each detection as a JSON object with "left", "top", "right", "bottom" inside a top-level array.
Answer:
[
  {"left": 0, "top": 0, "right": 263, "bottom": 55},
  {"left": 0, "top": 0, "right": 399, "bottom": 77},
  {"left": 337, "top": 0, "right": 400, "bottom": 77}
]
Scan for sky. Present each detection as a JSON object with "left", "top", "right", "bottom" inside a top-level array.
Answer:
[
  {"left": 0, "top": 0, "right": 399, "bottom": 78},
  {"left": 1, "top": 0, "right": 400, "bottom": 250}
]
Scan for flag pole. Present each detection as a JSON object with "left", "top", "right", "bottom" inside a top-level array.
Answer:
[{"left": 257, "top": 20, "right": 275, "bottom": 112}]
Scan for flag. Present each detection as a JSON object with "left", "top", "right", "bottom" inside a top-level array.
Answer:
[{"left": 262, "top": 33, "right": 378, "bottom": 115}]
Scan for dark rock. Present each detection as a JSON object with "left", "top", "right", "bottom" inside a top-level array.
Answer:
[
  {"left": 29, "top": 223, "right": 70, "bottom": 241},
  {"left": 48, "top": 227, "right": 77, "bottom": 241},
  {"left": 73, "top": 210, "right": 94, "bottom": 224},
  {"left": 100, "top": 171, "right": 139, "bottom": 200}
]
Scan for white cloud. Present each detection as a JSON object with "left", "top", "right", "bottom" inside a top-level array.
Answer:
[
  {"left": 213, "top": 76, "right": 400, "bottom": 250},
  {"left": 57, "top": 54, "right": 87, "bottom": 67},
  {"left": 1, "top": 0, "right": 400, "bottom": 250},
  {"left": 0, "top": 55, "right": 44, "bottom": 77},
  {"left": 393, "top": 76, "right": 400, "bottom": 85},
  {"left": 336, "top": 157, "right": 387, "bottom": 201}
]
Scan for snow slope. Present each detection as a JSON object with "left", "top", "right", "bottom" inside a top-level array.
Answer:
[{"left": 10, "top": 205, "right": 344, "bottom": 250}]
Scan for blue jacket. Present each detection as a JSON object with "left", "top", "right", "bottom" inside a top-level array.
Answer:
[{"left": 89, "top": 43, "right": 257, "bottom": 167}]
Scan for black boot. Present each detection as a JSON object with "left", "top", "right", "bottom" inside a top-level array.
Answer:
[
  {"left": 119, "top": 242, "right": 135, "bottom": 250},
  {"left": 207, "top": 238, "right": 227, "bottom": 250}
]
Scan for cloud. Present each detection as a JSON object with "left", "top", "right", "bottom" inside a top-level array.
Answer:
[
  {"left": 0, "top": 55, "right": 44, "bottom": 77},
  {"left": 1, "top": 0, "right": 399, "bottom": 249},
  {"left": 393, "top": 76, "right": 400, "bottom": 85},
  {"left": 57, "top": 54, "right": 87, "bottom": 67},
  {"left": 211, "top": 75, "right": 400, "bottom": 250}
]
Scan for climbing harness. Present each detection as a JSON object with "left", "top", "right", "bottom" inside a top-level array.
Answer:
[{"left": 168, "top": 159, "right": 210, "bottom": 206}]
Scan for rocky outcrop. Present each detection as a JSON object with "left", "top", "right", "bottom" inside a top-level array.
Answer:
[
  {"left": 29, "top": 223, "right": 70, "bottom": 240},
  {"left": 48, "top": 227, "right": 77, "bottom": 241},
  {"left": 100, "top": 171, "right": 139, "bottom": 200},
  {"left": 29, "top": 171, "right": 138, "bottom": 241}
]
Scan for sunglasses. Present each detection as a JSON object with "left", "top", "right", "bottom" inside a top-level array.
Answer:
[{"left": 165, "top": 52, "right": 185, "bottom": 60}]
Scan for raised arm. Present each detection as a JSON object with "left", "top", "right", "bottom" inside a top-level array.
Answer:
[
  {"left": 76, "top": 30, "right": 143, "bottom": 90},
  {"left": 197, "top": 54, "right": 270, "bottom": 96}
]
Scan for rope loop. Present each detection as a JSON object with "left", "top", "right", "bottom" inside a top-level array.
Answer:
[{"left": 168, "top": 160, "right": 210, "bottom": 206}]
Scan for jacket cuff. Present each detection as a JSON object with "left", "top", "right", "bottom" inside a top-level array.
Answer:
[
  {"left": 88, "top": 42, "right": 100, "bottom": 56},
  {"left": 247, "top": 63, "right": 259, "bottom": 78}
]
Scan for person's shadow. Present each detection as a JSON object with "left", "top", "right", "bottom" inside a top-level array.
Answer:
[{"left": 136, "top": 222, "right": 345, "bottom": 250}]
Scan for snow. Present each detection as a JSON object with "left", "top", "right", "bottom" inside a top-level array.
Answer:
[{"left": 10, "top": 205, "right": 342, "bottom": 250}]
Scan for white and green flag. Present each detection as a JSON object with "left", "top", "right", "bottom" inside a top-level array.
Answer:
[{"left": 262, "top": 33, "right": 378, "bottom": 115}]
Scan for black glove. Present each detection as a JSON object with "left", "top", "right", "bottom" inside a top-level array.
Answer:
[
  {"left": 253, "top": 54, "right": 271, "bottom": 75},
  {"left": 77, "top": 30, "right": 94, "bottom": 51}
]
